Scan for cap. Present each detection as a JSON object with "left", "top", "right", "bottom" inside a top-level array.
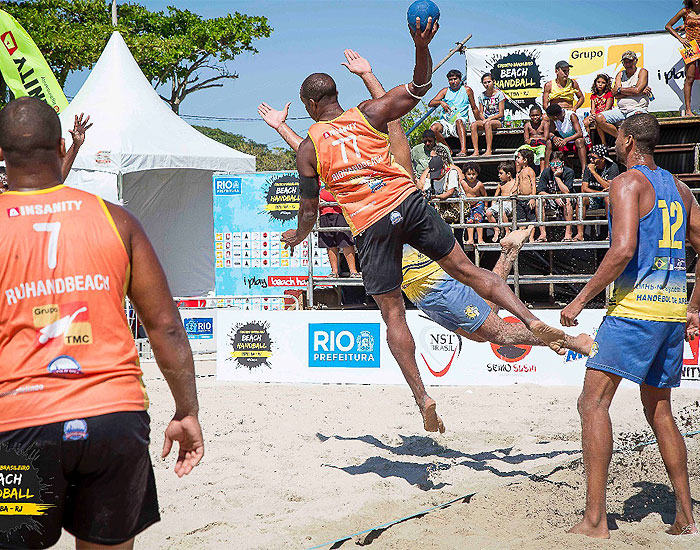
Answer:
[
  {"left": 589, "top": 144, "right": 613, "bottom": 163},
  {"left": 555, "top": 60, "right": 572, "bottom": 70},
  {"left": 621, "top": 50, "right": 638, "bottom": 61},
  {"left": 429, "top": 155, "right": 444, "bottom": 179}
]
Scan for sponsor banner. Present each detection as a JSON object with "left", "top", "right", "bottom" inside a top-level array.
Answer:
[
  {"left": 213, "top": 171, "right": 330, "bottom": 296},
  {"left": 178, "top": 309, "right": 217, "bottom": 354},
  {"left": 466, "top": 31, "right": 695, "bottom": 118},
  {"left": 0, "top": 9, "right": 68, "bottom": 113},
  {"left": 216, "top": 309, "right": 700, "bottom": 388},
  {"left": 183, "top": 317, "right": 213, "bottom": 340}
]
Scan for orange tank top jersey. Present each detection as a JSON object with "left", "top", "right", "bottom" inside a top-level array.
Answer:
[
  {"left": 0, "top": 185, "right": 147, "bottom": 433},
  {"left": 307, "top": 107, "right": 416, "bottom": 235}
]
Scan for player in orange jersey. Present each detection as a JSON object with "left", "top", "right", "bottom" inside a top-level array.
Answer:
[
  {"left": 0, "top": 97, "right": 204, "bottom": 549},
  {"left": 280, "top": 19, "right": 569, "bottom": 434}
]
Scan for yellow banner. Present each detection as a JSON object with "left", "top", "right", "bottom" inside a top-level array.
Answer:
[
  {"left": 0, "top": 9, "right": 68, "bottom": 112},
  {"left": 231, "top": 351, "right": 272, "bottom": 358},
  {"left": 0, "top": 502, "right": 55, "bottom": 515},
  {"left": 264, "top": 203, "right": 299, "bottom": 211}
]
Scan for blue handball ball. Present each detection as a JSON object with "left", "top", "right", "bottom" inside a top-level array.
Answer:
[{"left": 407, "top": 0, "right": 440, "bottom": 32}]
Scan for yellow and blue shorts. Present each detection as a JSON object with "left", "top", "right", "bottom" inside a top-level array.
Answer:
[
  {"left": 415, "top": 277, "right": 491, "bottom": 333},
  {"left": 587, "top": 316, "right": 685, "bottom": 388}
]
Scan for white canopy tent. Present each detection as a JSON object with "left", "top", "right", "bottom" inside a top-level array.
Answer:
[{"left": 59, "top": 31, "right": 255, "bottom": 296}]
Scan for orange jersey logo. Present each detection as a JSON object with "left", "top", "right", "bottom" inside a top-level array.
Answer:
[
  {"left": 0, "top": 185, "right": 147, "bottom": 432},
  {"left": 308, "top": 108, "right": 416, "bottom": 234}
]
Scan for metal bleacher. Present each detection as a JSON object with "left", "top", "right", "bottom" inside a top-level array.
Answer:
[{"left": 304, "top": 117, "right": 700, "bottom": 309}]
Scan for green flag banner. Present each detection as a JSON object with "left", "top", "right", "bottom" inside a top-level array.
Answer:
[{"left": 0, "top": 9, "right": 68, "bottom": 112}]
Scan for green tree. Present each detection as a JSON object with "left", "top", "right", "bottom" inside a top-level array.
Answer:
[
  {"left": 0, "top": 1, "right": 272, "bottom": 113},
  {"left": 195, "top": 125, "right": 296, "bottom": 172},
  {"left": 400, "top": 101, "right": 440, "bottom": 147}
]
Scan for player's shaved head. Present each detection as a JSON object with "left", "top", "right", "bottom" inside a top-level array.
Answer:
[
  {"left": 619, "top": 113, "right": 660, "bottom": 155},
  {"left": 0, "top": 97, "right": 62, "bottom": 166},
  {"left": 300, "top": 73, "right": 338, "bottom": 103}
]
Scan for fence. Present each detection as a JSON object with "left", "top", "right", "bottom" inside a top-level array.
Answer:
[{"left": 307, "top": 190, "right": 699, "bottom": 305}]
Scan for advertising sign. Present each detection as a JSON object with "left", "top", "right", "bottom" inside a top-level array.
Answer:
[
  {"left": 213, "top": 171, "right": 330, "bottom": 297},
  {"left": 466, "top": 31, "right": 696, "bottom": 118}
]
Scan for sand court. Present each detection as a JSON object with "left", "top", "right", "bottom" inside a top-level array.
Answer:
[{"left": 52, "top": 360, "right": 700, "bottom": 549}]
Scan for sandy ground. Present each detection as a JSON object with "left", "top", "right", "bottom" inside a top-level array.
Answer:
[{"left": 54, "top": 360, "right": 700, "bottom": 550}]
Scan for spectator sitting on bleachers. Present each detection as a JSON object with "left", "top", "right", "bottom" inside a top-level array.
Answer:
[
  {"left": 470, "top": 73, "right": 505, "bottom": 157},
  {"left": 581, "top": 143, "right": 617, "bottom": 220},
  {"left": 594, "top": 50, "right": 651, "bottom": 139},
  {"left": 537, "top": 151, "right": 583, "bottom": 242},
  {"left": 545, "top": 103, "right": 591, "bottom": 177},
  {"left": 515, "top": 148, "right": 538, "bottom": 242},
  {"left": 542, "top": 60, "right": 585, "bottom": 113},
  {"left": 517, "top": 105, "right": 549, "bottom": 173},
  {"left": 584, "top": 74, "right": 614, "bottom": 145},
  {"left": 410, "top": 129, "right": 452, "bottom": 181},
  {"left": 460, "top": 161, "right": 487, "bottom": 245},
  {"left": 428, "top": 69, "right": 478, "bottom": 157},
  {"left": 419, "top": 148, "right": 465, "bottom": 247},
  {"left": 485, "top": 161, "right": 517, "bottom": 242}
]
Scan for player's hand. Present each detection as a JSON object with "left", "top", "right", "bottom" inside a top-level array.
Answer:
[
  {"left": 258, "top": 102, "right": 290, "bottom": 130},
  {"left": 687, "top": 307, "right": 699, "bottom": 342},
  {"left": 69, "top": 113, "right": 92, "bottom": 148},
  {"left": 162, "top": 415, "right": 204, "bottom": 478},
  {"left": 281, "top": 229, "right": 302, "bottom": 252},
  {"left": 409, "top": 16, "right": 439, "bottom": 47},
  {"left": 341, "top": 49, "right": 371, "bottom": 76},
  {"left": 560, "top": 299, "right": 584, "bottom": 327}
]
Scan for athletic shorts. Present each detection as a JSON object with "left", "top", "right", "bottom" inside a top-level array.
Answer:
[
  {"left": 465, "top": 201, "right": 486, "bottom": 224},
  {"left": 318, "top": 212, "right": 354, "bottom": 249},
  {"left": 601, "top": 107, "right": 647, "bottom": 125},
  {"left": 516, "top": 200, "right": 537, "bottom": 223},
  {"left": 557, "top": 135, "right": 591, "bottom": 153},
  {"left": 415, "top": 276, "right": 491, "bottom": 333},
  {"left": 517, "top": 143, "right": 547, "bottom": 164},
  {"left": 438, "top": 117, "right": 466, "bottom": 139},
  {"left": 0, "top": 411, "right": 159, "bottom": 549},
  {"left": 354, "top": 191, "right": 456, "bottom": 295},
  {"left": 486, "top": 201, "right": 513, "bottom": 219},
  {"left": 586, "top": 316, "right": 685, "bottom": 388},
  {"left": 586, "top": 196, "right": 606, "bottom": 211}
]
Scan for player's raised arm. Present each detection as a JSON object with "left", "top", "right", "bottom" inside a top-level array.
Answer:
[
  {"left": 358, "top": 17, "right": 438, "bottom": 133},
  {"left": 106, "top": 202, "right": 204, "bottom": 477},
  {"left": 282, "top": 138, "right": 320, "bottom": 252}
]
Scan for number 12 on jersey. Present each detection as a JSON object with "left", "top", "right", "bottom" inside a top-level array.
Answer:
[{"left": 657, "top": 200, "right": 683, "bottom": 250}]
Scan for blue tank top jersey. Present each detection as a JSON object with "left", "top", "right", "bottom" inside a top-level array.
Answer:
[
  {"left": 441, "top": 85, "right": 471, "bottom": 124},
  {"left": 607, "top": 165, "right": 687, "bottom": 323}
]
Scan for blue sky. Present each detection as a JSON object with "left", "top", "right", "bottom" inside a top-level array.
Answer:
[{"left": 64, "top": 0, "right": 682, "bottom": 147}]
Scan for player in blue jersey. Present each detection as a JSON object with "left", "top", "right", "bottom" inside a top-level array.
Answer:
[{"left": 561, "top": 113, "right": 699, "bottom": 538}]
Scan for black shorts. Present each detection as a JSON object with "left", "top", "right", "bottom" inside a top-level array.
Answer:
[
  {"left": 318, "top": 212, "right": 355, "bottom": 249},
  {"left": 516, "top": 200, "right": 537, "bottom": 223},
  {"left": 0, "top": 411, "right": 159, "bottom": 549},
  {"left": 355, "top": 191, "right": 456, "bottom": 295}
]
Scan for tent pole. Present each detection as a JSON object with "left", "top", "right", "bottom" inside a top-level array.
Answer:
[
  {"left": 117, "top": 172, "right": 123, "bottom": 203},
  {"left": 112, "top": 1, "right": 118, "bottom": 26}
]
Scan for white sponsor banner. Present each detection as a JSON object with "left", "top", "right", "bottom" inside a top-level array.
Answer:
[
  {"left": 215, "top": 309, "right": 700, "bottom": 388},
  {"left": 465, "top": 31, "right": 695, "bottom": 118}
]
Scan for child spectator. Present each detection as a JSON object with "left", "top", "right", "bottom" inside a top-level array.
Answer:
[
  {"left": 537, "top": 151, "right": 582, "bottom": 242},
  {"left": 318, "top": 188, "right": 360, "bottom": 277},
  {"left": 581, "top": 143, "right": 618, "bottom": 219},
  {"left": 428, "top": 69, "right": 478, "bottom": 157},
  {"left": 485, "top": 161, "right": 517, "bottom": 241},
  {"left": 460, "top": 161, "right": 487, "bottom": 244},
  {"left": 514, "top": 149, "right": 538, "bottom": 241},
  {"left": 470, "top": 73, "right": 505, "bottom": 157},
  {"left": 584, "top": 74, "right": 614, "bottom": 145},
  {"left": 517, "top": 105, "right": 550, "bottom": 173},
  {"left": 545, "top": 103, "right": 591, "bottom": 177}
]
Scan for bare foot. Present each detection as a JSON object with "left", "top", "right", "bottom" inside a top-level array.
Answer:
[
  {"left": 565, "top": 333, "right": 595, "bottom": 355},
  {"left": 530, "top": 320, "right": 566, "bottom": 353},
  {"left": 491, "top": 231, "right": 500, "bottom": 243},
  {"left": 483, "top": 149, "right": 493, "bottom": 156},
  {"left": 667, "top": 522, "right": 698, "bottom": 535},
  {"left": 469, "top": 152, "right": 480, "bottom": 157},
  {"left": 567, "top": 519, "right": 610, "bottom": 539},
  {"left": 500, "top": 227, "right": 532, "bottom": 252},
  {"left": 466, "top": 239, "right": 475, "bottom": 245},
  {"left": 455, "top": 151, "right": 468, "bottom": 157},
  {"left": 418, "top": 396, "right": 445, "bottom": 433}
]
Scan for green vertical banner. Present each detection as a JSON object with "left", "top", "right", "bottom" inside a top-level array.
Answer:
[{"left": 0, "top": 9, "right": 68, "bottom": 113}]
